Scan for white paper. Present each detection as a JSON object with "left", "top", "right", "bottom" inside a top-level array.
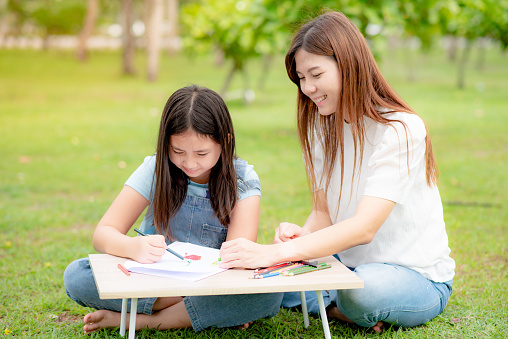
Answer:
[{"left": 123, "top": 241, "right": 227, "bottom": 281}]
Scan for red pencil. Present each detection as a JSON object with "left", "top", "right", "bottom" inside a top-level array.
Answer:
[
  {"left": 254, "top": 262, "right": 293, "bottom": 274},
  {"left": 118, "top": 263, "right": 130, "bottom": 276}
]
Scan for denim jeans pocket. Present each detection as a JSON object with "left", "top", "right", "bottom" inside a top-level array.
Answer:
[{"left": 200, "top": 223, "right": 227, "bottom": 249}]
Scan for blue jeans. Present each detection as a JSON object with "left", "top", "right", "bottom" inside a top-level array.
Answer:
[
  {"left": 64, "top": 179, "right": 283, "bottom": 332},
  {"left": 282, "top": 262, "right": 453, "bottom": 328},
  {"left": 64, "top": 258, "right": 283, "bottom": 331}
]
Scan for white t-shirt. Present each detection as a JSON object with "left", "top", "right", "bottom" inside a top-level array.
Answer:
[{"left": 313, "top": 112, "right": 455, "bottom": 282}]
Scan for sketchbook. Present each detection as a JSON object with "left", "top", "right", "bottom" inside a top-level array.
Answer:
[{"left": 123, "top": 241, "right": 227, "bottom": 281}]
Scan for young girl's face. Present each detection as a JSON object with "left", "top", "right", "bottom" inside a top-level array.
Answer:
[
  {"left": 169, "top": 129, "right": 222, "bottom": 184},
  {"left": 294, "top": 49, "right": 341, "bottom": 117}
]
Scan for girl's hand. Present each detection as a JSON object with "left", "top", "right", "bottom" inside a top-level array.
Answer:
[
  {"left": 131, "top": 234, "right": 167, "bottom": 263},
  {"left": 274, "top": 222, "right": 309, "bottom": 243},
  {"left": 219, "top": 238, "right": 276, "bottom": 269}
]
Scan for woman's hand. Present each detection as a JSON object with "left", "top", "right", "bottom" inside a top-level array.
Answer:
[
  {"left": 274, "top": 222, "right": 309, "bottom": 243},
  {"left": 219, "top": 238, "right": 278, "bottom": 269},
  {"left": 131, "top": 234, "right": 167, "bottom": 263}
]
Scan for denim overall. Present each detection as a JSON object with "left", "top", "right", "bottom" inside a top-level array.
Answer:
[{"left": 64, "top": 160, "right": 283, "bottom": 331}]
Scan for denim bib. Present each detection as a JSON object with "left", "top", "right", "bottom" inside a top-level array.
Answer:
[{"left": 138, "top": 159, "right": 254, "bottom": 249}]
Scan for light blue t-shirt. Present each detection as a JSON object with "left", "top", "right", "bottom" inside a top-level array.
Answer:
[{"left": 125, "top": 155, "right": 261, "bottom": 203}]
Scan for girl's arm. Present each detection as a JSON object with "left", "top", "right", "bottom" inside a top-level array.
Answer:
[
  {"left": 225, "top": 195, "right": 261, "bottom": 242},
  {"left": 93, "top": 185, "right": 167, "bottom": 263},
  {"left": 220, "top": 195, "right": 395, "bottom": 269}
]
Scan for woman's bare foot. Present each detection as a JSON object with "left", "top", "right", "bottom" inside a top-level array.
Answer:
[
  {"left": 372, "top": 321, "right": 384, "bottom": 333},
  {"left": 238, "top": 321, "right": 254, "bottom": 330},
  {"left": 83, "top": 310, "right": 121, "bottom": 334}
]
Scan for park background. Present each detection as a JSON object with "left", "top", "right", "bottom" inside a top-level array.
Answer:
[{"left": 0, "top": 0, "right": 506, "bottom": 338}]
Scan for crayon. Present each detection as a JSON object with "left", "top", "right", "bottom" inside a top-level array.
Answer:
[{"left": 118, "top": 263, "right": 130, "bottom": 276}]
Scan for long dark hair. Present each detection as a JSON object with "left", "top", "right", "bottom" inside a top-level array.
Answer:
[
  {"left": 285, "top": 11, "right": 438, "bottom": 209},
  {"left": 152, "top": 85, "right": 237, "bottom": 239}
]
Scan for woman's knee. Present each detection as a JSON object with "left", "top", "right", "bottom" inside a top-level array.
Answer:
[{"left": 336, "top": 263, "right": 448, "bottom": 328}]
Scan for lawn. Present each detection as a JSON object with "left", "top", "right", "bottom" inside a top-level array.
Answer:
[{"left": 0, "top": 44, "right": 506, "bottom": 338}]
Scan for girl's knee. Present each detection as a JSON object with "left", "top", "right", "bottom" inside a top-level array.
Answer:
[{"left": 63, "top": 258, "right": 94, "bottom": 300}]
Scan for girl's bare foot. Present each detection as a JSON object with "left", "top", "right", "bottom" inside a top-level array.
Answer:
[
  {"left": 326, "top": 306, "right": 353, "bottom": 323},
  {"left": 83, "top": 310, "right": 121, "bottom": 334},
  {"left": 327, "top": 306, "right": 385, "bottom": 333}
]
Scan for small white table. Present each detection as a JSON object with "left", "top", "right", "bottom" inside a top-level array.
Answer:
[{"left": 89, "top": 254, "right": 363, "bottom": 339}]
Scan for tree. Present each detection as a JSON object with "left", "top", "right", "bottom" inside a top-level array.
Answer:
[
  {"left": 144, "top": 0, "right": 163, "bottom": 82},
  {"left": 181, "top": 0, "right": 303, "bottom": 102},
  {"left": 29, "top": 0, "right": 86, "bottom": 49},
  {"left": 76, "top": 0, "right": 99, "bottom": 61},
  {"left": 166, "top": 0, "right": 179, "bottom": 55},
  {"left": 121, "top": 0, "right": 136, "bottom": 75},
  {"left": 442, "top": 0, "right": 508, "bottom": 88}
]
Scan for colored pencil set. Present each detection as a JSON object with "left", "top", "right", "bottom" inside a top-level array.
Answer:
[{"left": 250, "top": 260, "right": 331, "bottom": 279}]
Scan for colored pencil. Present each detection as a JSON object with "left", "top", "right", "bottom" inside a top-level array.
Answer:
[
  {"left": 134, "top": 228, "right": 185, "bottom": 260},
  {"left": 254, "top": 262, "right": 292, "bottom": 274},
  {"left": 284, "top": 264, "right": 332, "bottom": 276},
  {"left": 118, "top": 263, "right": 130, "bottom": 276},
  {"left": 254, "top": 272, "right": 280, "bottom": 279}
]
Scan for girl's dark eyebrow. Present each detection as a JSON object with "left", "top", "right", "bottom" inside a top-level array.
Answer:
[{"left": 171, "top": 146, "right": 210, "bottom": 153}]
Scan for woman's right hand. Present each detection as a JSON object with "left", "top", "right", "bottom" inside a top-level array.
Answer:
[
  {"left": 131, "top": 234, "right": 167, "bottom": 263},
  {"left": 274, "top": 222, "right": 310, "bottom": 243}
]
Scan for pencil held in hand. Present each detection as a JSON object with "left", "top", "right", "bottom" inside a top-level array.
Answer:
[{"left": 134, "top": 228, "right": 185, "bottom": 260}]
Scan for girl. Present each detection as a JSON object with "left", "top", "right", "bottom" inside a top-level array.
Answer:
[
  {"left": 219, "top": 11, "right": 455, "bottom": 333},
  {"left": 64, "top": 85, "right": 282, "bottom": 333}
]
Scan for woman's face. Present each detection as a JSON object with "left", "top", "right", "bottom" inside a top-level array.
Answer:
[{"left": 294, "top": 49, "right": 341, "bottom": 116}]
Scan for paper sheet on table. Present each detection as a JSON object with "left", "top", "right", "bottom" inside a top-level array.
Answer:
[{"left": 123, "top": 241, "right": 227, "bottom": 281}]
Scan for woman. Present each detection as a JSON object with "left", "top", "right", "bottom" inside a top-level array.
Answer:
[{"left": 219, "top": 11, "right": 455, "bottom": 332}]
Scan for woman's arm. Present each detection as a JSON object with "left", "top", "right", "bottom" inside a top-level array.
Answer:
[
  {"left": 93, "top": 185, "right": 167, "bottom": 263},
  {"left": 275, "top": 189, "right": 332, "bottom": 242},
  {"left": 226, "top": 195, "right": 261, "bottom": 242},
  {"left": 220, "top": 195, "right": 395, "bottom": 268}
]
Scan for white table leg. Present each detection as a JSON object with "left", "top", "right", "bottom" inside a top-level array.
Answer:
[
  {"left": 120, "top": 298, "right": 128, "bottom": 337},
  {"left": 316, "top": 290, "right": 331, "bottom": 339},
  {"left": 299, "top": 291, "right": 310, "bottom": 328},
  {"left": 128, "top": 298, "right": 138, "bottom": 339},
  {"left": 300, "top": 291, "right": 309, "bottom": 328}
]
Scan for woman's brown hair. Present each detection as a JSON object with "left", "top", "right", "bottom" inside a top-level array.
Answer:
[
  {"left": 152, "top": 85, "right": 237, "bottom": 239},
  {"left": 285, "top": 11, "right": 438, "bottom": 208}
]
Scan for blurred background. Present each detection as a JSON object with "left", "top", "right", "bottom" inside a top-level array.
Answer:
[
  {"left": 0, "top": 0, "right": 507, "bottom": 338},
  {"left": 1, "top": 0, "right": 507, "bottom": 89}
]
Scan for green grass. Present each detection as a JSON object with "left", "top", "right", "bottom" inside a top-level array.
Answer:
[{"left": 0, "top": 45, "right": 506, "bottom": 338}]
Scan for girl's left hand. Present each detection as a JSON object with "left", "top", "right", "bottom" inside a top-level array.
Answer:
[{"left": 219, "top": 238, "right": 275, "bottom": 269}]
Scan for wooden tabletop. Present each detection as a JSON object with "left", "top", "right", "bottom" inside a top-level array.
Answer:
[{"left": 89, "top": 253, "right": 364, "bottom": 299}]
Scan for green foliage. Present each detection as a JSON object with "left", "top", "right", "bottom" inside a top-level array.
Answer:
[
  {"left": 181, "top": 0, "right": 302, "bottom": 62},
  {"left": 442, "top": 0, "right": 508, "bottom": 47},
  {"left": 24, "top": 0, "right": 86, "bottom": 36}
]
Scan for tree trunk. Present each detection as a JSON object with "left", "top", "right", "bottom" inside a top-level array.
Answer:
[
  {"left": 242, "top": 66, "right": 254, "bottom": 104},
  {"left": 257, "top": 54, "right": 272, "bottom": 90},
  {"left": 76, "top": 0, "right": 99, "bottom": 61},
  {"left": 476, "top": 37, "right": 487, "bottom": 71},
  {"left": 122, "top": 0, "right": 136, "bottom": 75},
  {"left": 457, "top": 39, "right": 473, "bottom": 89},
  {"left": 145, "top": 0, "right": 163, "bottom": 82},
  {"left": 405, "top": 38, "right": 416, "bottom": 83},
  {"left": 447, "top": 35, "right": 457, "bottom": 62},
  {"left": 166, "top": 0, "right": 179, "bottom": 55},
  {"left": 221, "top": 61, "right": 239, "bottom": 97}
]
